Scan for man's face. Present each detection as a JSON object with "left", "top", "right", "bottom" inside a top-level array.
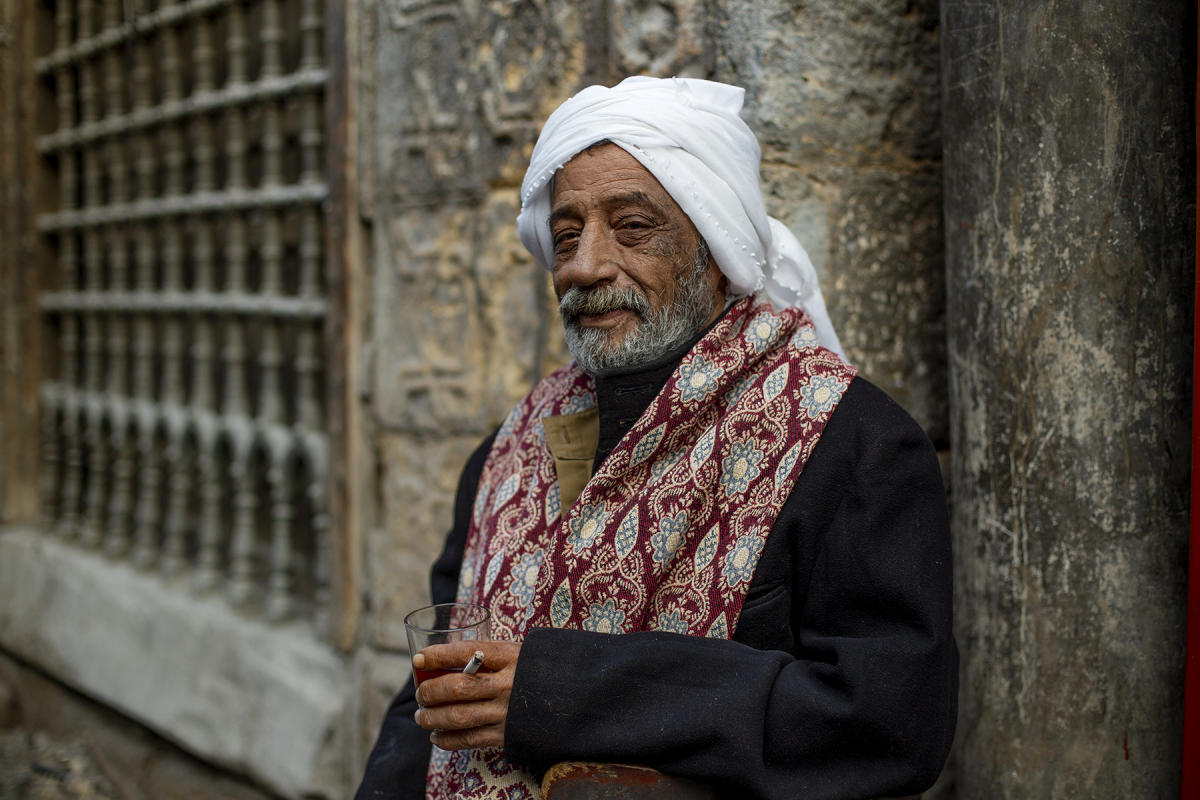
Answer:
[{"left": 549, "top": 144, "right": 726, "bottom": 373}]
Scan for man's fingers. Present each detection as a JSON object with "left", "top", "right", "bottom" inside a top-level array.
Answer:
[
  {"left": 416, "top": 669, "right": 507, "bottom": 707},
  {"left": 414, "top": 696, "right": 507, "bottom": 732},
  {"left": 413, "top": 641, "right": 481, "bottom": 671},
  {"left": 429, "top": 722, "right": 506, "bottom": 751},
  {"left": 411, "top": 638, "right": 519, "bottom": 749},
  {"left": 416, "top": 640, "right": 519, "bottom": 671}
]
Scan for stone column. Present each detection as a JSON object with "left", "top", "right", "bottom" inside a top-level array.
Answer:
[{"left": 942, "top": 1, "right": 1194, "bottom": 796}]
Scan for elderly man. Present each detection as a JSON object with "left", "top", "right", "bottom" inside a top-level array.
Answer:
[{"left": 357, "top": 77, "right": 957, "bottom": 800}]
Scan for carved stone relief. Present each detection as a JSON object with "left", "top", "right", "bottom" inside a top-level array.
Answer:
[{"left": 371, "top": 0, "right": 585, "bottom": 438}]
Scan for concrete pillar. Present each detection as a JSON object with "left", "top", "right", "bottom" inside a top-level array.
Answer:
[{"left": 942, "top": 1, "right": 1194, "bottom": 796}]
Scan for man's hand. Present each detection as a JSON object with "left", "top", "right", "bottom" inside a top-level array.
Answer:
[{"left": 413, "top": 640, "right": 521, "bottom": 751}]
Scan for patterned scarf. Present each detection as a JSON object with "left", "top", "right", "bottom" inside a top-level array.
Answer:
[{"left": 427, "top": 295, "right": 856, "bottom": 798}]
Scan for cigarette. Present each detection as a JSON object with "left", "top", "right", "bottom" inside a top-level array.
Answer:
[{"left": 463, "top": 650, "right": 485, "bottom": 675}]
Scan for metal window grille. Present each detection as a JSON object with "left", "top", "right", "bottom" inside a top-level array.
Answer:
[{"left": 35, "top": 0, "right": 332, "bottom": 629}]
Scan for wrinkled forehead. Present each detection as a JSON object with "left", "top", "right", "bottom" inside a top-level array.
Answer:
[{"left": 548, "top": 142, "right": 691, "bottom": 222}]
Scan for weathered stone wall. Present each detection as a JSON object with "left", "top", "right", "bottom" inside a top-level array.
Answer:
[
  {"left": 0, "top": 530, "right": 354, "bottom": 798},
  {"left": 715, "top": 0, "right": 946, "bottom": 439},
  {"left": 359, "top": 0, "right": 949, "bottom": 756},
  {"left": 942, "top": 0, "right": 1194, "bottom": 796},
  {"left": 0, "top": 650, "right": 278, "bottom": 800}
]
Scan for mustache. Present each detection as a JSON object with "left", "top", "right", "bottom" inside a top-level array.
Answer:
[{"left": 559, "top": 285, "right": 651, "bottom": 320}]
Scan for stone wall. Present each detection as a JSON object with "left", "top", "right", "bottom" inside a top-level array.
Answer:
[
  {"left": 357, "top": 0, "right": 949, "bottom": 755},
  {"left": 716, "top": 0, "right": 946, "bottom": 440},
  {"left": 0, "top": 530, "right": 354, "bottom": 798},
  {"left": 0, "top": 650, "right": 277, "bottom": 800},
  {"left": 942, "top": 0, "right": 1194, "bottom": 796}
]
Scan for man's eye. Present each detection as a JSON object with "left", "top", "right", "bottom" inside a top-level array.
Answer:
[{"left": 552, "top": 231, "right": 578, "bottom": 252}]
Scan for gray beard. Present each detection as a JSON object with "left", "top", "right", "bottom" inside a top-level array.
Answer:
[{"left": 559, "top": 244, "right": 718, "bottom": 374}]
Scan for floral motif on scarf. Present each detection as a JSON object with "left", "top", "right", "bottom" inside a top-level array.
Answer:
[{"left": 427, "top": 295, "right": 856, "bottom": 798}]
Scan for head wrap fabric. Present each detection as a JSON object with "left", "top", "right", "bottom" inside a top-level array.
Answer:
[{"left": 517, "top": 75, "right": 844, "bottom": 357}]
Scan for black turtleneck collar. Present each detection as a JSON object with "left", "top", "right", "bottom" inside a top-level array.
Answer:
[{"left": 589, "top": 304, "right": 733, "bottom": 472}]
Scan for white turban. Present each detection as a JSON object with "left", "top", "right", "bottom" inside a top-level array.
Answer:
[{"left": 517, "top": 75, "right": 843, "bottom": 357}]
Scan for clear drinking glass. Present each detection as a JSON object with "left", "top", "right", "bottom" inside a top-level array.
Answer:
[{"left": 404, "top": 602, "right": 491, "bottom": 685}]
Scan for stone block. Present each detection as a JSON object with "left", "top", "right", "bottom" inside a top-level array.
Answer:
[
  {"left": 367, "top": 433, "right": 484, "bottom": 650},
  {"left": 374, "top": 0, "right": 586, "bottom": 211},
  {"left": 371, "top": 205, "right": 490, "bottom": 433},
  {"left": 368, "top": 0, "right": 588, "bottom": 445},
  {"left": 0, "top": 530, "right": 352, "bottom": 799},
  {"left": 714, "top": 0, "right": 941, "bottom": 165},
  {"left": 760, "top": 165, "right": 834, "bottom": 278},
  {"left": 712, "top": 0, "right": 947, "bottom": 441},
  {"left": 474, "top": 190, "right": 574, "bottom": 407},
  {"left": 825, "top": 166, "right": 946, "bottom": 443},
  {"left": 760, "top": 162, "right": 946, "bottom": 443},
  {"left": 0, "top": 650, "right": 274, "bottom": 800},
  {"left": 611, "top": 0, "right": 711, "bottom": 78},
  {"left": 370, "top": 190, "right": 568, "bottom": 436}
]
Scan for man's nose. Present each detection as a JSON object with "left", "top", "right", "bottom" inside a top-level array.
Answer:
[{"left": 563, "top": 226, "right": 620, "bottom": 288}]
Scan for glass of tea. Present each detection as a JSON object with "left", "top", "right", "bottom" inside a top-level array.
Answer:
[{"left": 404, "top": 602, "right": 491, "bottom": 685}]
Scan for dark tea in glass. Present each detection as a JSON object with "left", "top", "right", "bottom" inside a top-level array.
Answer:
[{"left": 404, "top": 602, "right": 490, "bottom": 685}]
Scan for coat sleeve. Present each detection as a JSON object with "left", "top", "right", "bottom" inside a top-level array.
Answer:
[
  {"left": 354, "top": 434, "right": 497, "bottom": 800},
  {"left": 504, "top": 382, "right": 957, "bottom": 800}
]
